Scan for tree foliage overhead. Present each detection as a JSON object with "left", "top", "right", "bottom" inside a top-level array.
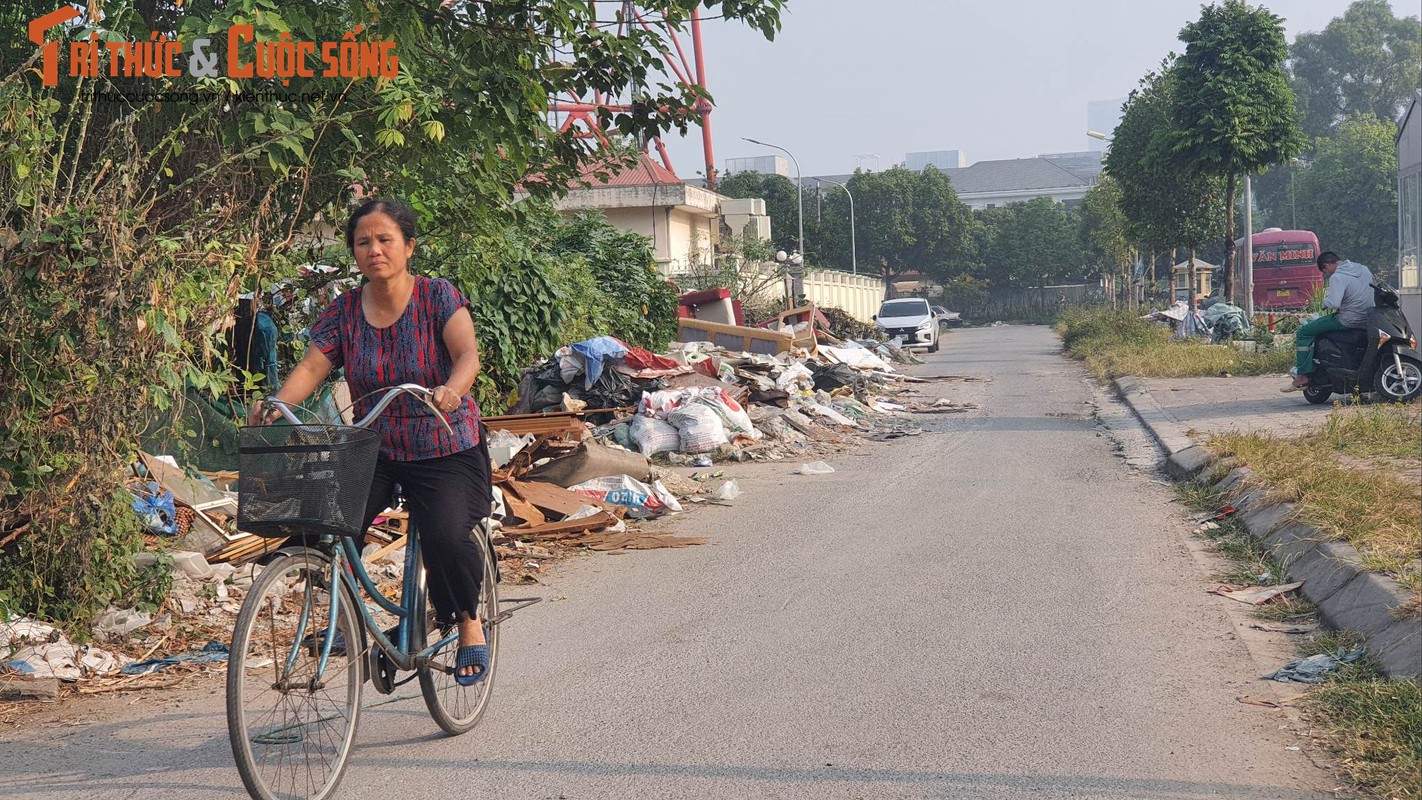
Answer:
[
  {"left": 1163, "top": 0, "right": 1306, "bottom": 300},
  {"left": 1104, "top": 61, "right": 1223, "bottom": 255},
  {"left": 1289, "top": 0, "right": 1422, "bottom": 139},
  {"left": 1296, "top": 114, "right": 1400, "bottom": 272}
]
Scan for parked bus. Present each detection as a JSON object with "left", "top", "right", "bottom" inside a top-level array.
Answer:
[{"left": 1238, "top": 228, "right": 1322, "bottom": 311}]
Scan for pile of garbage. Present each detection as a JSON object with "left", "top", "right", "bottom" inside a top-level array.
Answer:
[
  {"left": 1145, "top": 300, "right": 1253, "bottom": 343},
  {"left": 3, "top": 305, "right": 989, "bottom": 701}
]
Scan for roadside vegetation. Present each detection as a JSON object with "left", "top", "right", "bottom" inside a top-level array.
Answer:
[
  {"left": 1205, "top": 403, "right": 1422, "bottom": 611},
  {"left": 1179, "top": 482, "right": 1422, "bottom": 800},
  {"left": 1056, "top": 307, "right": 1293, "bottom": 380},
  {"left": 1306, "top": 671, "right": 1422, "bottom": 800}
]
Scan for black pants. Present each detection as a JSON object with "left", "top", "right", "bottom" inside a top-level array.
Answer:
[{"left": 360, "top": 439, "right": 492, "bottom": 626}]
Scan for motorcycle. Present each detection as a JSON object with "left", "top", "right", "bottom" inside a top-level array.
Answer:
[{"left": 1301, "top": 284, "right": 1422, "bottom": 404}]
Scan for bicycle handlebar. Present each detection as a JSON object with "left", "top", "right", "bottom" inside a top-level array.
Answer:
[{"left": 261, "top": 383, "right": 456, "bottom": 437}]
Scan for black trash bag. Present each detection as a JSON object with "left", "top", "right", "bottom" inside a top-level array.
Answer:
[
  {"left": 809, "top": 362, "right": 859, "bottom": 391},
  {"left": 748, "top": 387, "right": 791, "bottom": 408}
]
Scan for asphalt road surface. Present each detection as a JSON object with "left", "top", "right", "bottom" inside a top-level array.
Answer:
[{"left": 2, "top": 325, "right": 1337, "bottom": 800}]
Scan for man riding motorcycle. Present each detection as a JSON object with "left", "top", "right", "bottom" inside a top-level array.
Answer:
[{"left": 1286, "top": 251, "right": 1375, "bottom": 391}]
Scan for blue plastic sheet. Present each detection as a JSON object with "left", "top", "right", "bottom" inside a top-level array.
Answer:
[
  {"left": 121, "top": 641, "right": 229, "bottom": 675},
  {"left": 1262, "top": 648, "right": 1363, "bottom": 684},
  {"left": 131, "top": 481, "right": 177, "bottom": 536},
  {"left": 570, "top": 336, "right": 629, "bottom": 388}
]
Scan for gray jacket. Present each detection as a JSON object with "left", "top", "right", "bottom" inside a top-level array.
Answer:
[{"left": 1324, "top": 260, "right": 1375, "bottom": 328}]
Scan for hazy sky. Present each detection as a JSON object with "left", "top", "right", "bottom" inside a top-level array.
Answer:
[{"left": 656, "top": 0, "right": 1368, "bottom": 178}]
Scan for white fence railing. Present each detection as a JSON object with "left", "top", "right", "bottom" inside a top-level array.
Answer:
[{"left": 802, "top": 270, "right": 886, "bottom": 323}]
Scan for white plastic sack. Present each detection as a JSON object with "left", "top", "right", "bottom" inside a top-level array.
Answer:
[
  {"left": 775, "top": 363, "right": 815, "bottom": 392},
  {"left": 94, "top": 607, "right": 152, "bottom": 639},
  {"left": 668, "top": 403, "right": 729, "bottom": 454},
  {"left": 554, "top": 347, "right": 585, "bottom": 385},
  {"left": 693, "top": 388, "right": 761, "bottom": 440},
  {"left": 819, "top": 345, "right": 894, "bottom": 373},
  {"left": 568, "top": 475, "right": 683, "bottom": 515},
  {"left": 630, "top": 414, "right": 681, "bottom": 457},
  {"left": 796, "top": 461, "right": 835, "bottom": 475},
  {"left": 640, "top": 388, "right": 693, "bottom": 419}
]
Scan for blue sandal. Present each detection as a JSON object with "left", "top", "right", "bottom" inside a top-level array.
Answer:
[{"left": 454, "top": 644, "right": 489, "bottom": 686}]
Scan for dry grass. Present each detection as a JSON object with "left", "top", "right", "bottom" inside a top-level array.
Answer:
[
  {"left": 1313, "top": 403, "right": 1422, "bottom": 463},
  {"left": 1057, "top": 307, "right": 1293, "bottom": 381},
  {"left": 1305, "top": 676, "right": 1422, "bottom": 800},
  {"left": 1207, "top": 429, "right": 1421, "bottom": 613}
]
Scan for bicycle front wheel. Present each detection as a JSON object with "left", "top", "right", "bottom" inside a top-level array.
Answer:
[
  {"left": 418, "top": 531, "right": 499, "bottom": 735},
  {"left": 227, "top": 548, "right": 364, "bottom": 800}
]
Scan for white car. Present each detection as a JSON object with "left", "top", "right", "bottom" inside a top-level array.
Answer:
[
  {"left": 874, "top": 298, "right": 939, "bottom": 352},
  {"left": 932, "top": 305, "right": 964, "bottom": 328}
]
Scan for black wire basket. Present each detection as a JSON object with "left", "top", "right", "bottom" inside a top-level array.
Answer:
[{"left": 238, "top": 424, "right": 380, "bottom": 539}]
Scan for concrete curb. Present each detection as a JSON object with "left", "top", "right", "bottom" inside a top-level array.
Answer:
[{"left": 1114, "top": 377, "right": 1421, "bottom": 679}]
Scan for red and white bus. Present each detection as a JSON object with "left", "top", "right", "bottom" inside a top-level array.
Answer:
[{"left": 1240, "top": 228, "right": 1323, "bottom": 311}]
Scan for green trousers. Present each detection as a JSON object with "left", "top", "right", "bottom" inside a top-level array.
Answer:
[{"left": 1295, "top": 314, "right": 1350, "bottom": 374}]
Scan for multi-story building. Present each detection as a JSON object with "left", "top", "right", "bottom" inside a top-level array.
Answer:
[
  {"left": 724, "top": 155, "right": 789, "bottom": 177},
  {"left": 905, "top": 150, "right": 966, "bottom": 171}
]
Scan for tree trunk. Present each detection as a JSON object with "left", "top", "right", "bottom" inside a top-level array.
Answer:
[
  {"left": 1188, "top": 250, "right": 1198, "bottom": 318},
  {"left": 1169, "top": 247, "right": 1177, "bottom": 306},
  {"left": 1149, "top": 251, "right": 1157, "bottom": 308},
  {"left": 1223, "top": 172, "right": 1237, "bottom": 304}
]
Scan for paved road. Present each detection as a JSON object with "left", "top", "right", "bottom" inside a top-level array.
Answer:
[{"left": 3, "top": 326, "right": 1336, "bottom": 799}]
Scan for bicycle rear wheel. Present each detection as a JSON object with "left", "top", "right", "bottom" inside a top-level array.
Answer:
[
  {"left": 418, "top": 530, "right": 499, "bottom": 735},
  {"left": 227, "top": 548, "right": 364, "bottom": 800}
]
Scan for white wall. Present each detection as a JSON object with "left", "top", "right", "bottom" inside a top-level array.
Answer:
[
  {"left": 802, "top": 270, "right": 887, "bottom": 323},
  {"left": 961, "top": 186, "right": 1090, "bottom": 210}
]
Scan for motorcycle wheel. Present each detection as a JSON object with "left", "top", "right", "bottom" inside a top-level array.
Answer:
[
  {"left": 1302, "top": 385, "right": 1332, "bottom": 405},
  {"left": 1374, "top": 355, "right": 1422, "bottom": 402}
]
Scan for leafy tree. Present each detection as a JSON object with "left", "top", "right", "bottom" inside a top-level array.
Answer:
[
  {"left": 1255, "top": 1, "right": 1420, "bottom": 229},
  {"left": 1296, "top": 114, "right": 1400, "bottom": 271},
  {"left": 1289, "top": 0, "right": 1422, "bottom": 139},
  {"left": 1105, "top": 62, "right": 1223, "bottom": 261},
  {"left": 837, "top": 167, "right": 972, "bottom": 291},
  {"left": 973, "top": 198, "right": 1084, "bottom": 288},
  {"left": 1078, "top": 176, "right": 1136, "bottom": 302},
  {"left": 1165, "top": 0, "right": 1307, "bottom": 301}
]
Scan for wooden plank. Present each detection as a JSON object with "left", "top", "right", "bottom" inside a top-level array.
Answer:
[
  {"left": 483, "top": 408, "right": 632, "bottom": 439},
  {"left": 500, "top": 489, "right": 547, "bottom": 527},
  {"left": 584, "top": 533, "right": 709, "bottom": 551},
  {"left": 504, "top": 512, "right": 618, "bottom": 539},
  {"left": 506, "top": 479, "right": 625, "bottom": 518},
  {"left": 138, "top": 452, "right": 230, "bottom": 509},
  {"left": 364, "top": 534, "right": 407, "bottom": 564}
]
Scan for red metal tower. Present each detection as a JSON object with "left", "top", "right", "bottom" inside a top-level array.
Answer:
[{"left": 549, "top": 3, "right": 718, "bottom": 188}]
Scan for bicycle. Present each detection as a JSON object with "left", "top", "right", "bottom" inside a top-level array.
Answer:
[{"left": 226, "top": 383, "right": 538, "bottom": 800}]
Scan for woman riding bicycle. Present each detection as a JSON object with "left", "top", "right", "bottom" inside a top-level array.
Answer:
[{"left": 248, "top": 197, "right": 492, "bottom": 685}]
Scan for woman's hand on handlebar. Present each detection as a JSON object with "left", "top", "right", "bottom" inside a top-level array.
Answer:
[
  {"left": 430, "top": 385, "right": 462, "bottom": 415},
  {"left": 246, "top": 399, "right": 284, "bottom": 427}
]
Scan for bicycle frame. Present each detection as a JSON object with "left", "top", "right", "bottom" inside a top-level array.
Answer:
[{"left": 292, "top": 526, "right": 460, "bottom": 683}]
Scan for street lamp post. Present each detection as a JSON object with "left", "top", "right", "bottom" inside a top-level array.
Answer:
[
  {"left": 742, "top": 137, "right": 804, "bottom": 266},
  {"left": 815, "top": 177, "right": 856, "bottom": 275}
]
